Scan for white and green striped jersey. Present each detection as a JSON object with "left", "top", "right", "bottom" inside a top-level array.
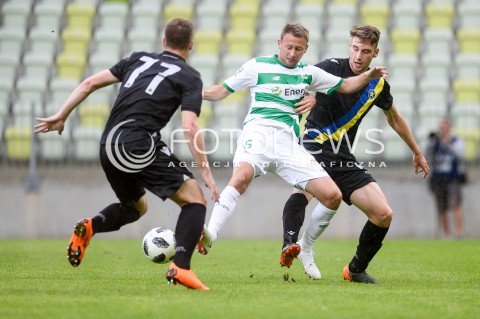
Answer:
[{"left": 222, "top": 55, "right": 343, "bottom": 136}]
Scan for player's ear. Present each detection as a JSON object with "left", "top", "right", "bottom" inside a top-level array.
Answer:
[
  {"left": 373, "top": 47, "right": 379, "bottom": 58},
  {"left": 188, "top": 41, "right": 193, "bottom": 51}
]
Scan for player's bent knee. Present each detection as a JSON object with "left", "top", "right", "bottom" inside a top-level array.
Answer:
[{"left": 135, "top": 195, "right": 148, "bottom": 216}]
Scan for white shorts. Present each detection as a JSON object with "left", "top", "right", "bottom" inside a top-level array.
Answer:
[{"left": 233, "top": 124, "right": 328, "bottom": 190}]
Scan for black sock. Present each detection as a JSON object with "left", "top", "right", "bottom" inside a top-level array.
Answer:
[
  {"left": 349, "top": 220, "right": 389, "bottom": 273},
  {"left": 282, "top": 193, "right": 308, "bottom": 249},
  {"left": 91, "top": 203, "right": 141, "bottom": 234},
  {"left": 172, "top": 203, "right": 206, "bottom": 270}
]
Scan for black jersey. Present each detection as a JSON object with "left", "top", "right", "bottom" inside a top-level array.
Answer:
[
  {"left": 101, "top": 51, "right": 203, "bottom": 144},
  {"left": 305, "top": 58, "right": 393, "bottom": 150}
]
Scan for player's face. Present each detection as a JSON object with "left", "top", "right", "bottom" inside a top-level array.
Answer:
[
  {"left": 277, "top": 33, "right": 308, "bottom": 68},
  {"left": 348, "top": 36, "right": 379, "bottom": 75}
]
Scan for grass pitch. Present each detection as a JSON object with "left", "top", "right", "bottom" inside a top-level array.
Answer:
[{"left": 0, "top": 238, "right": 478, "bottom": 319}]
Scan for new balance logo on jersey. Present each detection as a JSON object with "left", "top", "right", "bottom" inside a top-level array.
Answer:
[
  {"left": 105, "top": 119, "right": 157, "bottom": 173},
  {"left": 272, "top": 75, "right": 280, "bottom": 81}
]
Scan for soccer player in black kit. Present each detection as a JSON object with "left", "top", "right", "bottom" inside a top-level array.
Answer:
[
  {"left": 279, "top": 24, "right": 430, "bottom": 283},
  {"left": 35, "top": 18, "right": 219, "bottom": 290}
]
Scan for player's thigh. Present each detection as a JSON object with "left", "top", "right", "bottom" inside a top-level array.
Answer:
[
  {"left": 350, "top": 182, "right": 393, "bottom": 225},
  {"left": 170, "top": 179, "right": 206, "bottom": 207},
  {"left": 100, "top": 149, "right": 146, "bottom": 205}
]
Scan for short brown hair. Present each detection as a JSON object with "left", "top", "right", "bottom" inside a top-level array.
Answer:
[
  {"left": 164, "top": 18, "right": 194, "bottom": 50},
  {"left": 350, "top": 24, "right": 381, "bottom": 47},
  {"left": 281, "top": 22, "right": 309, "bottom": 43}
]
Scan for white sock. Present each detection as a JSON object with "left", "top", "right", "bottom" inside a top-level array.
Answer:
[
  {"left": 207, "top": 186, "right": 240, "bottom": 242},
  {"left": 298, "top": 202, "right": 336, "bottom": 252}
]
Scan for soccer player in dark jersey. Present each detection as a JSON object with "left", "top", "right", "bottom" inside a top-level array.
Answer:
[
  {"left": 34, "top": 18, "right": 219, "bottom": 290},
  {"left": 279, "top": 24, "right": 430, "bottom": 283}
]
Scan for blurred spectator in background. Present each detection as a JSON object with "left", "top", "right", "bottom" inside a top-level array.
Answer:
[{"left": 426, "top": 118, "right": 466, "bottom": 238}]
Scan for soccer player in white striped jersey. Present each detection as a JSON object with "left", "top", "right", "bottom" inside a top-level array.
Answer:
[{"left": 196, "top": 22, "right": 388, "bottom": 260}]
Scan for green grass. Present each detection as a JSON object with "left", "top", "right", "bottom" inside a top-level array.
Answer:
[{"left": 1, "top": 239, "right": 479, "bottom": 319}]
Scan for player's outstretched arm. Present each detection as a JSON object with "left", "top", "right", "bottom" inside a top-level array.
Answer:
[
  {"left": 34, "top": 70, "right": 119, "bottom": 135},
  {"left": 181, "top": 110, "right": 220, "bottom": 201},
  {"left": 384, "top": 104, "right": 430, "bottom": 179},
  {"left": 337, "top": 66, "right": 388, "bottom": 94},
  {"left": 203, "top": 85, "right": 231, "bottom": 101}
]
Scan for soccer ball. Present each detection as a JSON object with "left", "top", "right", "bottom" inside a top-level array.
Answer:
[{"left": 142, "top": 227, "right": 176, "bottom": 264}]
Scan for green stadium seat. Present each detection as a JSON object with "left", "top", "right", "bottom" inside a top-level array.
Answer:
[
  {"left": 360, "top": 3, "right": 390, "bottom": 30},
  {"left": 425, "top": 3, "right": 455, "bottom": 29},
  {"left": 457, "top": 28, "right": 480, "bottom": 53},
  {"left": 390, "top": 28, "right": 421, "bottom": 54},
  {"left": 4, "top": 125, "right": 32, "bottom": 161},
  {"left": 452, "top": 79, "right": 480, "bottom": 103}
]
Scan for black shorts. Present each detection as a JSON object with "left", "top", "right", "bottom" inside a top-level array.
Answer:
[
  {"left": 303, "top": 135, "right": 376, "bottom": 205},
  {"left": 100, "top": 140, "right": 194, "bottom": 204},
  {"left": 430, "top": 179, "right": 462, "bottom": 213}
]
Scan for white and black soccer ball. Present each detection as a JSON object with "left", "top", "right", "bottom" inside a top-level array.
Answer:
[{"left": 142, "top": 227, "right": 176, "bottom": 264}]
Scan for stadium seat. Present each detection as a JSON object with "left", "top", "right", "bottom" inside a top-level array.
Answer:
[
  {"left": 49, "top": 77, "right": 80, "bottom": 107},
  {"left": 4, "top": 125, "right": 32, "bottom": 161},
  {"left": 225, "top": 29, "right": 256, "bottom": 56},
  {"left": 0, "top": 63, "right": 17, "bottom": 92},
  {"left": 72, "top": 126, "right": 103, "bottom": 161},
  {"left": 326, "top": 3, "right": 357, "bottom": 34},
  {"left": 456, "top": 28, "right": 480, "bottom": 53},
  {"left": 1, "top": 0, "right": 32, "bottom": 32},
  {"left": 424, "top": 3, "right": 455, "bottom": 29},
  {"left": 189, "top": 54, "right": 220, "bottom": 88},
  {"left": 454, "top": 54, "right": 480, "bottom": 80},
  {"left": 34, "top": 1, "right": 64, "bottom": 30},
  {"left": 422, "top": 28, "right": 454, "bottom": 55},
  {"left": 92, "top": 27, "right": 124, "bottom": 58},
  {"left": 77, "top": 103, "right": 110, "bottom": 128},
  {"left": 256, "top": 29, "right": 281, "bottom": 57},
  {"left": 98, "top": 1, "right": 128, "bottom": 31},
  {"left": 196, "top": 0, "right": 227, "bottom": 31},
  {"left": 193, "top": 30, "right": 223, "bottom": 56},
  {"left": 15, "top": 77, "right": 48, "bottom": 105},
  {"left": 293, "top": 4, "right": 324, "bottom": 40},
  {"left": 391, "top": 1, "right": 422, "bottom": 29},
  {"left": 38, "top": 128, "right": 70, "bottom": 161},
  {"left": 55, "top": 51, "right": 88, "bottom": 80},
  {"left": 360, "top": 3, "right": 389, "bottom": 30},
  {"left": 0, "top": 28, "right": 26, "bottom": 56},
  {"left": 163, "top": 3, "right": 194, "bottom": 21},
  {"left": 324, "top": 31, "right": 349, "bottom": 59},
  {"left": 298, "top": 0, "right": 326, "bottom": 4},
  {"left": 388, "top": 54, "right": 419, "bottom": 82},
  {"left": 452, "top": 79, "right": 480, "bottom": 103},
  {"left": 229, "top": 2, "right": 259, "bottom": 31},
  {"left": 219, "top": 54, "right": 251, "bottom": 80},
  {"left": 27, "top": 28, "right": 59, "bottom": 56},
  {"left": 453, "top": 127, "right": 480, "bottom": 161},
  {"left": 65, "top": 3, "right": 96, "bottom": 28},
  {"left": 382, "top": 128, "right": 411, "bottom": 161},
  {"left": 130, "top": 1, "right": 161, "bottom": 30},
  {"left": 61, "top": 27, "right": 92, "bottom": 55},
  {"left": 457, "top": 1, "right": 480, "bottom": 28},
  {"left": 420, "top": 53, "right": 451, "bottom": 85},
  {"left": 260, "top": 1, "right": 293, "bottom": 31},
  {"left": 388, "top": 78, "right": 416, "bottom": 112},
  {"left": 419, "top": 79, "right": 450, "bottom": 106},
  {"left": 390, "top": 28, "right": 421, "bottom": 54}
]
